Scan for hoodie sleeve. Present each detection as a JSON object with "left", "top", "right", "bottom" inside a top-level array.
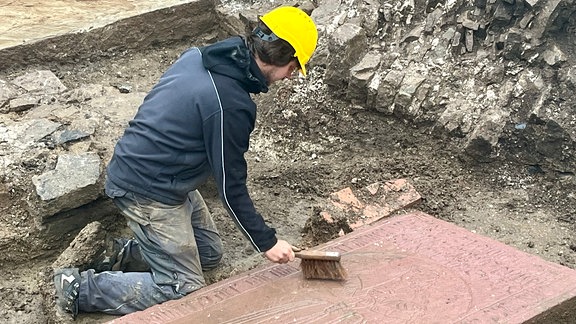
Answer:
[{"left": 203, "top": 101, "right": 278, "bottom": 253}]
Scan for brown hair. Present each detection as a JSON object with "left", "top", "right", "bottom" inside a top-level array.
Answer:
[{"left": 246, "top": 21, "right": 299, "bottom": 68}]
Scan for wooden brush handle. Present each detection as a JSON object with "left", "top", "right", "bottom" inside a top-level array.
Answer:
[{"left": 294, "top": 250, "right": 341, "bottom": 261}]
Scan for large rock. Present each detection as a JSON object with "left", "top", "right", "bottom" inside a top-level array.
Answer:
[
  {"left": 324, "top": 23, "right": 368, "bottom": 96},
  {"left": 373, "top": 68, "right": 405, "bottom": 114},
  {"left": 347, "top": 51, "right": 382, "bottom": 105},
  {"left": 31, "top": 152, "right": 103, "bottom": 220},
  {"left": 393, "top": 65, "right": 428, "bottom": 118}
]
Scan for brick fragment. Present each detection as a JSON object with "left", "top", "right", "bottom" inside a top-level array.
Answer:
[{"left": 328, "top": 179, "right": 422, "bottom": 230}]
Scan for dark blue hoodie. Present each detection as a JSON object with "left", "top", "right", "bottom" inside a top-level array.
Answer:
[{"left": 105, "top": 37, "right": 277, "bottom": 252}]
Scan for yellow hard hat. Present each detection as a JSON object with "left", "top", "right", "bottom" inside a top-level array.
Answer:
[{"left": 260, "top": 6, "right": 318, "bottom": 76}]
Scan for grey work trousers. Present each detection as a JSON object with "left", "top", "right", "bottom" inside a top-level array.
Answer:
[{"left": 78, "top": 190, "right": 223, "bottom": 315}]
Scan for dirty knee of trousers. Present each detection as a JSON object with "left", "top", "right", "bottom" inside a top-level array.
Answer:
[
  {"left": 201, "top": 251, "right": 223, "bottom": 271},
  {"left": 198, "top": 237, "right": 223, "bottom": 271}
]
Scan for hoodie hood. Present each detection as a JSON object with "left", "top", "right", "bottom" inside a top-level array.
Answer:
[{"left": 200, "top": 37, "right": 269, "bottom": 94}]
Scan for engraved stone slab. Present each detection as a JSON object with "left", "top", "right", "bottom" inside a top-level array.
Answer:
[{"left": 109, "top": 211, "right": 576, "bottom": 323}]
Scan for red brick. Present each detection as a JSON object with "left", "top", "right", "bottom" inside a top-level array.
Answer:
[
  {"left": 329, "top": 187, "right": 364, "bottom": 211},
  {"left": 330, "top": 179, "right": 421, "bottom": 229}
]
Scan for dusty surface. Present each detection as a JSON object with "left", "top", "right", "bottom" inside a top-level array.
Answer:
[{"left": 0, "top": 41, "right": 575, "bottom": 324}]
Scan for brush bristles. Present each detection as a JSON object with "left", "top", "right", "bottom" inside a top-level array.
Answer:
[{"left": 299, "top": 259, "right": 347, "bottom": 280}]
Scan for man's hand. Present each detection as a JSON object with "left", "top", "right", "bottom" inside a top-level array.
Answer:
[{"left": 263, "top": 239, "right": 295, "bottom": 264}]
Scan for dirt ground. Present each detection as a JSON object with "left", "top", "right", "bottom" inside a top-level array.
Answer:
[{"left": 1, "top": 38, "right": 576, "bottom": 323}]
